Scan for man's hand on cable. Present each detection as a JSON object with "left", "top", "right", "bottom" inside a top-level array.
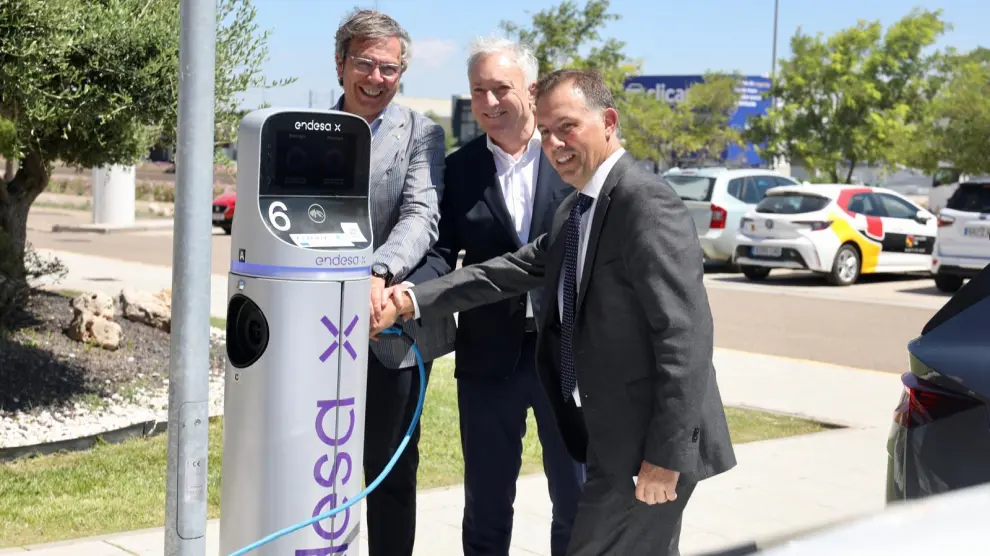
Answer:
[
  {"left": 369, "top": 276, "right": 388, "bottom": 326},
  {"left": 387, "top": 284, "right": 416, "bottom": 319},
  {"left": 635, "top": 461, "right": 679, "bottom": 505},
  {"left": 369, "top": 284, "right": 417, "bottom": 340},
  {"left": 370, "top": 297, "right": 400, "bottom": 341}
]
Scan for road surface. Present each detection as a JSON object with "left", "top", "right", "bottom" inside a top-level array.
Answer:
[{"left": 26, "top": 207, "right": 948, "bottom": 374}]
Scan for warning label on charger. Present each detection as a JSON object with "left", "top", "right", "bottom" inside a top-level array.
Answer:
[
  {"left": 340, "top": 223, "right": 367, "bottom": 243},
  {"left": 290, "top": 233, "right": 354, "bottom": 248}
]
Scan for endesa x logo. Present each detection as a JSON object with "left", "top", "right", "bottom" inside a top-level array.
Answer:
[{"left": 319, "top": 315, "right": 359, "bottom": 362}]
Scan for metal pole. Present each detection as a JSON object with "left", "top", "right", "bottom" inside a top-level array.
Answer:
[
  {"left": 770, "top": 0, "right": 780, "bottom": 170},
  {"left": 771, "top": 0, "right": 779, "bottom": 82},
  {"left": 165, "top": 0, "right": 216, "bottom": 555}
]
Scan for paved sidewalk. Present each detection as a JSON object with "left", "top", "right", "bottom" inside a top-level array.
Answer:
[
  {"left": 33, "top": 249, "right": 230, "bottom": 319},
  {"left": 0, "top": 348, "right": 905, "bottom": 556}
]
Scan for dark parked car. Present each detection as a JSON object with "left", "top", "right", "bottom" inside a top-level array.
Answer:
[{"left": 886, "top": 263, "right": 990, "bottom": 502}]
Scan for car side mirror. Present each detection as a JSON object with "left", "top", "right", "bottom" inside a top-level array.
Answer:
[{"left": 915, "top": 213, "right": 931, "bottom": 224}]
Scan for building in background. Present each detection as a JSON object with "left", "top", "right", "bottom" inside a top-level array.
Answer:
[
  {"left": 450, "top": 95, "right": 480, "bottom": 148},
  {"left": 623, "top": 75, "right": 773, "bottom": 170},
  {"left": 392, "top": 95, "right": 452, "bottom": 131}
]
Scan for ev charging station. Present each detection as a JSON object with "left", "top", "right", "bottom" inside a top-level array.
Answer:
[{"left": 219, "top": 108, "right": 374, "bottom": 556}]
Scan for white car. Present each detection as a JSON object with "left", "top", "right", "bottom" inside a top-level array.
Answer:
[
  {"left": 931, "top": 180, "right": 990, "bottom": 292},
  {"left": 662, "top": 167, "right": 800, "bottom": 265},
  {"left": 734, "top": 184, "right": 937, "bottom": 286}
]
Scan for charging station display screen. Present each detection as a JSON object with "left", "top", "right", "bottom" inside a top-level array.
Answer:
[{"left": 270, "top": 130, "right": 360, "bottom": 196}]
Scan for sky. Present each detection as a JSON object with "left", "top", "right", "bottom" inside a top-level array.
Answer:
[{"left": 237, "top": 0, "right": 988, "bottom": 109}]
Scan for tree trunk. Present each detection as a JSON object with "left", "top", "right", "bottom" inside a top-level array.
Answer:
[
  {"left": 3, "top": 158, "right": 14, "bottom": 182},
  {"left": 0, "top": 152, "right": 50, "bottom": 263},
  {"left": 844, "top": 160, "right": 857, "bottom": 184}
]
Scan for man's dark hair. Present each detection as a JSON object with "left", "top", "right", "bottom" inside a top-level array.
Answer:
[{"left": 534, "top": 69, "right": 615, "bottom": 111}]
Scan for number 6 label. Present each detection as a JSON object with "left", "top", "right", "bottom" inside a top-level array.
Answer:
[{"left": 268, "top": 201, "right": 291, "bottom": 231}]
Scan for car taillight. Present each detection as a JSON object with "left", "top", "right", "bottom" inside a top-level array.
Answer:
[
  {"left": 893, "top": 373, "right": 982, "bottom": 429},
  {"left": 794, "top": 220, "right": 832, "bottom": 231},
  {"left": 710, "top": 205, "right": 727, "bottom": 229},
  {"left": 938, "top": 215, "right": 955, "bottom": 227}
]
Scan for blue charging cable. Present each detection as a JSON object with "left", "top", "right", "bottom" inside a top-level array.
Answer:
[{"left": 227, "top": 325, "right": 425, "bottom": 556}]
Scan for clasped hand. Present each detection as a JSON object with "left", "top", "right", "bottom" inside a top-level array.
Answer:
[
  {"left": 635, "top": 461, "right": 679, "bottom": 505},
  {"left": 369, "top": 283, "right": 412, "bottom": 339}
]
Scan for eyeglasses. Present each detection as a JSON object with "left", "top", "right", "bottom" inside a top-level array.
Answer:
[{"left": 348, "top": 55, "right": 402, "bottom": 79}]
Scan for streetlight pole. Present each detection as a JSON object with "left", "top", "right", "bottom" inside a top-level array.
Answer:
[
  {"left": 771, "top": 0, "right": 779, "bottom": 83},
  {"left": 770, "top": 0, "right": 780, "bottom": 170},
  {"left": 164, "top": 0, "right": 216, "bottom": 555}
]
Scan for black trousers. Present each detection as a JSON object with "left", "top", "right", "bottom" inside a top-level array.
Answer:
[
  {"left": 566, "top": 441, "right": 697, "bottom": 556},
  {"left": 458, "top": 331, "right": 586, "bottom": 556},
  {"left": 363, "top": 352, "right": 433, "bottom": 556}
]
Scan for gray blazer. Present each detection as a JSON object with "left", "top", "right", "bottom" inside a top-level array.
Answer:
[
  {"left": 355, "top": 100, "right": 456, "bottom": 368},
  {"left": 409, "top": 152, "right": 736, "bottom": 490}
]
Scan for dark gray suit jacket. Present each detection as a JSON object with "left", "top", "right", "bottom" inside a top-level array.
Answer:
[
  {"left": 435, "top": 133, "right": 571, "bottom": 380},
  {"left": 410, "top": 152, "right": 736, "bottom": 492}
]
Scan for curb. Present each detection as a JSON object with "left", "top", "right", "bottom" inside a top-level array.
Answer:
[
  {"left": 698, "top": 542, "right": 761, "bottom": 555},
  {"left": 0, "top": 419, "right": 168, "bottom": 462},
  {"left": 0, "top": 413, "right": 228, "bottom": 463},
  {"left": 51, "top": 221, "right": 175, "bottom": 234}
]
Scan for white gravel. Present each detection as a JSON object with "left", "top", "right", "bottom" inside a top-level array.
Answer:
[{"left": 0, "top": 328, "right": 229, "bottom": 450}]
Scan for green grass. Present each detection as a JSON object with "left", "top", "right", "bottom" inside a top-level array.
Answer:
[{"left": 0, "top": 358, "right": 829, "bottom": 548}]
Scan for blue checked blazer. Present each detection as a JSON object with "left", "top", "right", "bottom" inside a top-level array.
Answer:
[{"left": 334, "top": 98, "right": 455, "bottom": 368}]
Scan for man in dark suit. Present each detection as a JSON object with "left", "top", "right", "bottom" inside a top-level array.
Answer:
[
  {"left": 377, "top": 69, "right": 736, "bottom": 554},
  {"left": 420, "top": 38, "right": 583, "bottom": 556}
]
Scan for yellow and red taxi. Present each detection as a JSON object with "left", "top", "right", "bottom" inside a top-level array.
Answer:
[
  {"left": 734, "top": 184, "right": 937, "bottom": 285},
  {"left": 212, "top": 191, "right": 236, "bottom": 234}
]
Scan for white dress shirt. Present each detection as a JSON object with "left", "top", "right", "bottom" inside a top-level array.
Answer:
[
  {"left": 487, "top": 129, "right": 542, "bottom": 318},
  {"left": 558, "top": 147, "right": 626, "bottom": 407},
  {"left": 403, "top": 130, "right": 542, "bottom": 320}
]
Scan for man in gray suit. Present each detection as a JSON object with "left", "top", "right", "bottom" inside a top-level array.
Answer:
[
  {"left": 331, "top": 9, "right": 455, "bottom": 556},
  {"left": 379, "top": 69, "right": 736, "bottom": 555}
]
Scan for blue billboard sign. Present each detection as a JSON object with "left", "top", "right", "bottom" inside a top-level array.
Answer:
[{"left": 623, "top": 75, "right": 772, "bottom": 167}]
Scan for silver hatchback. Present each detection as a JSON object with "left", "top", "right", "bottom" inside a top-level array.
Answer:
[{"left": 662, "top": 167, "right": 800, "bottom": 265}]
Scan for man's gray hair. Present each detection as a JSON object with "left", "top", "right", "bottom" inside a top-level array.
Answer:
[
  {"left": 334, "top": 9, "right": 411, "bottom": 82},
  {"left": 466, "top": 35, "right": 539, "bottom": 84}
]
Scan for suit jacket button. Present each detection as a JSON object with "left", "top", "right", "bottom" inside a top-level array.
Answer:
[{"left": 692, "top": 428, "right": 700, "bottom": 443}]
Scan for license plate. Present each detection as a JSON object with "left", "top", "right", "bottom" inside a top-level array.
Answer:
[
  {"left": 963, "top": 226, "right": 989, "bottom": 238},
  {"left": 751, "top": 246, "right": 782, "bottom": 257},
  {"left": 212, "top": 213, "right": 225, "bottom": 222}
]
